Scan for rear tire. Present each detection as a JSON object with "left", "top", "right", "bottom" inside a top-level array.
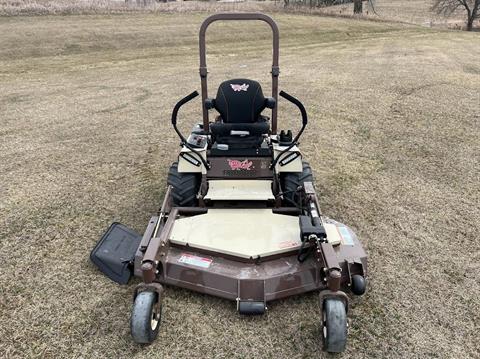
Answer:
[
  {"left": 131, "top": 291, "right": 161, "bottom": 344},
  {"left": 167, "top": 162, "right": 200, "bottom": 207},
  {"left": 322, "top": 298, "right": 347, "bottom": 353},
  {"left": 280, "top": 161, "right": 314, "bottom": 205}
]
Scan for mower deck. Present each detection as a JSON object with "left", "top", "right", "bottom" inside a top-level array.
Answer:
[{"left": 130, "top": 208, "right": 366, "bottom": 303}]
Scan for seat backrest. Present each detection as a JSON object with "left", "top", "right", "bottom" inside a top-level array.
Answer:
[{"left": 214, "top": 79, "right": 266, "bottom": 123}]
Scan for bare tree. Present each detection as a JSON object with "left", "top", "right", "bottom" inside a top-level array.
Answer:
[
  {"left": 432, "top": 0, "right": 480, "bottom": 31},
  {"left": 354, "top": 0, "right": 363, "bottom": 13}
]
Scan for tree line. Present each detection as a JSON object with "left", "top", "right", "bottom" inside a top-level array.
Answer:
[{"left": 282, "top": 0, "right": 479, "bottom": 31}]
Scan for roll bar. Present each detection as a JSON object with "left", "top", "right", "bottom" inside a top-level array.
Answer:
[{"left": 199, "top": 13, "right": 280, "bottom": 134}]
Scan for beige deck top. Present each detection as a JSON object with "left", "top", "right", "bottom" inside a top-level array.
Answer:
[{"left": 169, "top": 208, "right": 301, "bottom": 258}]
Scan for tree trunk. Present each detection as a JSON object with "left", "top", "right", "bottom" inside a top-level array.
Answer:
[
  {"left": 466, "top": 10, "right": 474, "bottom": 31},
  {"left": 354, "top": 0, "right": 363, "bottom": 14}
]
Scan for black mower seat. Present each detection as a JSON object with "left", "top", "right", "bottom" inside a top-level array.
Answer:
[
  {"left": 210, "top": 79, "right": 273, "bottom": 123},
  {"left": 206, "top": 79, "right": 275, "bottom": 146}
]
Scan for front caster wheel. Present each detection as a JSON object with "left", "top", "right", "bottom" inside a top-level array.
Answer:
[
  {"left": 322, "top": 298, "right": 347, "bottom": 353},
  {"left": 131, "top": 291, "right": 161, "bottom": 344}
]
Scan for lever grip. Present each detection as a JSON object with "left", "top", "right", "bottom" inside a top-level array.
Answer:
[
  {"left": 279, "top": 90, "right": 308, "bottom": 126},
  {"left": 171, "top": 90, "right": 199, "bottom": 125}
]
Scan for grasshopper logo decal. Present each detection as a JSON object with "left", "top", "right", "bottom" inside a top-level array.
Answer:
[
  {"left": 227, "top": 159, "right": 253, "bottom": 171},
  {"left": 230, "top": 83, "right": 249, "bottom": 92}
]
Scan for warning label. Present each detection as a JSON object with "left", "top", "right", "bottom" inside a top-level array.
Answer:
[
  {"left": 179, "top": 253, "right": 212, "bottom": 269},
  {"left": 338, "top": 226, "right": 354, "bottom": 246},
  {"left": 278, "top": 240, "right": 299, "bottom": 249}
]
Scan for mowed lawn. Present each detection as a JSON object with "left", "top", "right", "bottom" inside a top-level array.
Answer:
[{"left": 0, "top": 12, "right": 479, "bottom": 358}]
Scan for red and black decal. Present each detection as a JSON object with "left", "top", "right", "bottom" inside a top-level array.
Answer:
[{"left": 208, "top": 157, "right": 272, "bottom": 178}]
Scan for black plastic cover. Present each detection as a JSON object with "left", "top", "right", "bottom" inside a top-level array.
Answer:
[
  {"left": 299, "top": 215, "right": 327, "bottom": 242},
  {"left": 90, "top": 222, "right": 142, "bottom": 284}
]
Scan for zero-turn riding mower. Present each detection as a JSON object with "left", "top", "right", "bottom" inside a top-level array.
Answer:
[{"left": 90, "top": 13, "right": 367, "bottom": 353}]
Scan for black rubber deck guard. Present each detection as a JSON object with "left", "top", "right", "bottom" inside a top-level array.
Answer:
[
  {"left": 238, "top": 301, "right": 266, "bottom": 315},
  {"left": 90, "top": 222, "right": 142, "bottom": 284}
]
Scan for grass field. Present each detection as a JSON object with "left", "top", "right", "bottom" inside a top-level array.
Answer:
[{"left": 1, "top": 11, "right": 479, "bottom": 359}]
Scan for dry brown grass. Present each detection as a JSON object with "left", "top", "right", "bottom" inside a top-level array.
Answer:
[{"left": 1, "top": 11, "right": 479, "bottom": 359}]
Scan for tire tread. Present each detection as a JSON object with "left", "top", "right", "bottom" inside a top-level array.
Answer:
[{"left": 167, "top": 162, "right": 200, "bottom": 206}]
